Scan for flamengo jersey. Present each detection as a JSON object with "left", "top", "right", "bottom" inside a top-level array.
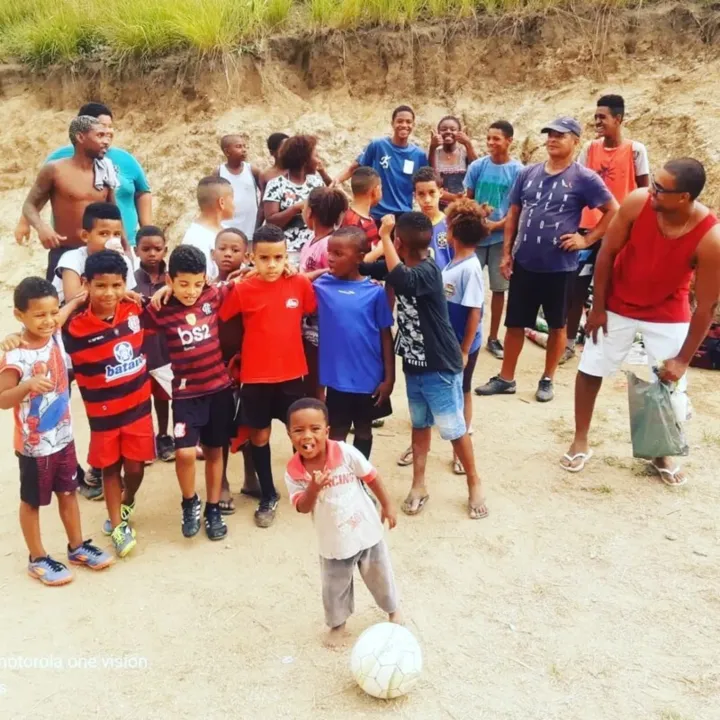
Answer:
[
  {"left": 63, "top": 300, "right": 151, "bottom": 432},
  {"left": 143, "top": 285, "right": 232, "bottom": 399}
]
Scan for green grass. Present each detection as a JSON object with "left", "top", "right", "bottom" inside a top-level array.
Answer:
[{"left": 0, "top": 0, "right": 711, "bottom": 64}]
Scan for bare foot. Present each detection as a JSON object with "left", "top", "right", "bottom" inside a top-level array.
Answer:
[
  {"left": 560, "top": 440, "right": 592, "bottom": 471},
  {"left": 401, "top": 488, "right": 429, "bottom": 516},
  {"left": 323, "top": 623, "right": 350, "bottom": 649},
  {"left": 389, "top": 610, "right": 404, "bottom": 625},
  {"left": 651, "top": 457, "right": 688, "bottom": 487},
  {"left": 240, "top": 474, "right": 262, "bottom": 499},
  {"left": 468, "top": 484, "right": 488, "bottom": 520}
]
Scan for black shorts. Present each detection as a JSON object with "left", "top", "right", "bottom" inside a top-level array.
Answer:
[
  {"left": 18, "top": 442, "right": 78, "bottom": 508},
  {"left": 505, "top": 261, "right": 573, "bottom": 330},
  {"left": 173, "top": 387, "right": 235, "bottom": 449},
  {"left": 326, "top": 388, "right": 393, "bottom": 430},
  {"left": 240, "top": 378, "right": 306, "bottom": 429},
  {"left": 462, "top": 349, "right": 480, "bottom": 393}
]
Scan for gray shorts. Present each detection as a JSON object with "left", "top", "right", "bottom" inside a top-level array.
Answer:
[
  {"left": 476, "top": 242, "right": 509, "bottom": 293},
  {"left": 320, "top": 539, "right": 398, "bottom": 628}
]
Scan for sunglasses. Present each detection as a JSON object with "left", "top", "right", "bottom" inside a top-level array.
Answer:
[{"left": 650, "top": 175, "right": 683, "bottom": 195}]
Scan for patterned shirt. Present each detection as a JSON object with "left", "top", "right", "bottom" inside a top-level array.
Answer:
[
  {"left": 143, "top": 285, "right": 232, "bottom": 399},
  {"left": 0, "top": 333, "right": 73, "bottom": 457},
  {"left": 63, "top": 301, "right": 151, "bottom": 432}
]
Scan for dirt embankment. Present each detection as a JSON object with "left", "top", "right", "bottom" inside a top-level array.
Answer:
[{"left": 1, "top": 2, "right": 719, "bottom": 289}]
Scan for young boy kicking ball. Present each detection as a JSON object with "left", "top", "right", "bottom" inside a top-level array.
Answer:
[
  {"left": 284, "top": 398, "right": 401, "bottom": 644},
  {"left": 0, "top": 278, "right": 113, "bottom": 585}
]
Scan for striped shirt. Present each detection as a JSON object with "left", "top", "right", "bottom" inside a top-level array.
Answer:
[
  {"left": 143, "top": 285, "right": 232, "bottom": 399},
  {"left": 63, "top": 300, "right": 151, "bottom": 432}
]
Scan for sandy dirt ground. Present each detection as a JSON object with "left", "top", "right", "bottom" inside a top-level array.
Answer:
[{"left": 1, "top": 27, "right": 720, "bottom": 719}]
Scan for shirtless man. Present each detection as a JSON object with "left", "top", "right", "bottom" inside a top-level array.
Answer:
[
  {"left": 561, "top": 158, "right": 720, "bottom": 486},
  {"left": 21, "top": 115, "right": 114, "bottom": 281}
]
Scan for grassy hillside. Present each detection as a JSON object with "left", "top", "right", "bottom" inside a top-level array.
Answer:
[{"left": 0, "top": 0, "right": 695, "bottom": 65}]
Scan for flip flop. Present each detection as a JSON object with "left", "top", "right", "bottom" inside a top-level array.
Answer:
[
  {"left": 240, "top": 487, "right": 262, "bottom": 499},
  {"left": 452, "top": 458, "right": 466, "bottom": 475},
  {"left": 468, "top": 501, "right": 488, "bottom": 520},
  {"left": 397, "top": 447, "right": 413, "bottom": 467},
  {"left": 560, "top": 449, "right": 594, "bottom": 473},
  {"left": 650, "top": 463, "right": 688, "bottom": 487},
  {"left": 401, "top": 494, "right": 429, "bottom": 516},
  {"left": 219, "top": 496, "right": 236, "bottom": 515}
]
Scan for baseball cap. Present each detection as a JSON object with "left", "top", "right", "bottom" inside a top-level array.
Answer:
[{"left": 541, "top": 117, "right": 582, "bottom": 136}]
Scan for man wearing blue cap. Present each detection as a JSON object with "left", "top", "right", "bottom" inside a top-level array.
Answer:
[{"left": 475, "top": 117, "right": 618, "bottom": 402}]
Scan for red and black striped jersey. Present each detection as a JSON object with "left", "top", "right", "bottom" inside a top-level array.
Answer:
[
  {"left": 63, "top": 300, "right": 151, "bottom": 432},
  {"left": 143, "top": 285, "right": 232, "bottom": 400}
]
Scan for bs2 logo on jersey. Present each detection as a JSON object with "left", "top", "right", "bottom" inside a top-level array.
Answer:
[
  {"left": 106, "top": 341, "right": 145, "bottom": 380},
  {"left": 178, "top": 314, "right": 211, "bottom": 347}
]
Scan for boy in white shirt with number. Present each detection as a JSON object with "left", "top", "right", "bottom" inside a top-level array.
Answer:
[{"left": 284, "top": 398, "right": 402, "bottom": 645}]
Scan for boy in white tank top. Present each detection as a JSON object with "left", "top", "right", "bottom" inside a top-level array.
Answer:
[{"left": 217, "top": 135, "right": 261, "bottom": 239}]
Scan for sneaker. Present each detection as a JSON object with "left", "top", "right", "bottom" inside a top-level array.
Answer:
[
  {"left": 536, "top": 377, "right": 555, "bottom": 403},
  {"left": 28, "top": 555, "right": 73, "bottom": 586},
  {"left": 68, "top": 540, "right": 113, "bottom": 570},
  {"left": 204, "top": 504, "right": 228, "bottom": 541},
  {"left": 157, "top": 435, "right": 175, "bottom": 462},
  {"left": 559, "top": 346, "right": 576, "bottom": 365},
  {"left": 487, "top": 338, "right": 504, "bottom": 359},
  {"left": 181, "top": 495, "right": 202, "bottom": 538},
  {"left": 371, "top": 419, "right": 385, "bottom": 428},
  {"left": 110, "top": 522, "right": 137, "bottom": 558},
  {"left": 78, "top": 466, "right": 104, "bottom": 501},
  {"left": 254, "top": 495, "right": 279, "bottom": 529},
  {"left": 102, "top": 502, "right": 136, "bottom": 536},
  {"left": 475, "top": 375, "right": 516, "bottom": 396}
]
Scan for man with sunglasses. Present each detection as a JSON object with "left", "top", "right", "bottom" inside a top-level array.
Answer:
[
  {"left": 561, "top": 158, "right": 720, "bottom": 486},
  {"left": 561, "top": 95, "right": 650, "bottom": 364}
]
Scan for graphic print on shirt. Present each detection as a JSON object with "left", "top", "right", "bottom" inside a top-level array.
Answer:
[
  {"left": 380, "top": 154, "right": 391, "bottom": 169},
  {"left": 1, "top": 337, "right": 72, "bottom": 457},
  {"left": 518, "top": 176, "right": 571, "bottom": 249},
  {"left": 395, "top": 295, "right": 426, "bottom": 368}
]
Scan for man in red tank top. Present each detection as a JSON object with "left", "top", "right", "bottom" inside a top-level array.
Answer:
[{"left": 561, "top": 158, "right": 720, "bottom": 486}]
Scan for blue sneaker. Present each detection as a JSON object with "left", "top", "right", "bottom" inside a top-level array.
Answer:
[
  {"left": 102, "top": 502, "right": 136, "bottom": 536},
  {"left": 110, "top": 522, "right": 137, "bottom": 558},
  {"left": 67, "top": 540, "right": 113, "bottom": 571},
  {"left": 28, "top": 555, "right": 73, "bottom": 586}
]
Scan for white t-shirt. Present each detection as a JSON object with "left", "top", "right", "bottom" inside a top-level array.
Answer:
[
  {"left": 181, "top": 222, "right": 219, "bottom": 280},
  {"left": 284, "top": 440, "right": 384, "bottom": 560},
  {"left": 0, "top": 333, "right": 73, "bottom": 457},
  {"left": 54, "top": 247, "right": 136, "bottom": 303},
  {"left": 218, "top": 163, "right": 258, "bottom": 241}
]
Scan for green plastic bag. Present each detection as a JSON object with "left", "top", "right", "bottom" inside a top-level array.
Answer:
[{"left": 625, "top": 371, "right": 689, "bottom": 459}]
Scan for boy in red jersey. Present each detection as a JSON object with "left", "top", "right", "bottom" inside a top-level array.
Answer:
[
  {"left": 219, "top": 224, "right": 316, "bottom": 528},
  {"left": 62, "top": 250, "right": 155, "bottom": 558},
  {"left": 144, "top": 245, "right": 235, "bottom": 541},
  {"left": 341, "top": 167, "right": 382, "bottom": 252}
]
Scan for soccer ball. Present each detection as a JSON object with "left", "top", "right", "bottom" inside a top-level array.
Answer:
[{"left": 350, "top": 622, "right": 423, "bottom": 699}]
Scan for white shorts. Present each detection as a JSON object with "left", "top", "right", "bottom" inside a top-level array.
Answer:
[{"left": 579, "top": 311, "right": 689, "bottom": 391}]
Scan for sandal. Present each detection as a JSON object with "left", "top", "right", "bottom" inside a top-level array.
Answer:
[
  {"left": 240, "top": 487, "right": 262, "bottom": 499},
  {"left": 650, "top": 462, "right": 688, "bottom": 487},
  {"left": 560, "top": 449, "right": 593, "bottom": 473},
  {"left": 468, "top": 501, "right": 489, "bottom": 520},
  {"left": 219, "top": 495, "right": 236, "bottom": 515},
  {"left": 401, "top": 493, "right": 429, "bottom": 516},
  {"left": 452, "top": 458, "right": 466, "bottom": 475},
  {"left": 397, "top": 447, "right": 413, "bottom": 467}
]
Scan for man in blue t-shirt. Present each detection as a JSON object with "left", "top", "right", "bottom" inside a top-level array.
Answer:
[
  {"left": 15, "top": 102, "right": 152, "bottom": 249},
  {"left": 315, "top": 227, "right": 395, "bottom": 460},
  {"left": 475, "top": 117, "right": 618, "bottom": 403},
  {"left": 464, "top": 120, "right": 524, "bottom": 360},
  {"left": 334, "top": 106, "right": 428, "bottom": 222}
]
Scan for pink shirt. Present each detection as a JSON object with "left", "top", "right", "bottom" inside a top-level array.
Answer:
[{"left": 299, "top": 234, "right": 330, "bottom": 273}]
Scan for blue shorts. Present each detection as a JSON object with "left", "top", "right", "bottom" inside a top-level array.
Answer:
[{"left": 405, "top": 371, "right": 466, "bottom": 441}]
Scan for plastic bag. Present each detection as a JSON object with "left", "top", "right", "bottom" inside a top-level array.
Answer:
[{"left": 625, "top": 371, "right": 689, "bottom": 459}]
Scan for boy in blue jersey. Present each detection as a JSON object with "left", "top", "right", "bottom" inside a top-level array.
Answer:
[
  {"left": 464, "top": 121, "right": 524, "bottom": 359},
  {"left": 313, "top": 227, "right": 395, "bottom": 460},
  {"left": 413, "top": 167, "right": 452, "bottom": 268},
  {"left": 442, "top": 199, "right": 489, "bottom": 477},
  {"left": 334, "top": 106, "right": 428, "bottom": 222}
]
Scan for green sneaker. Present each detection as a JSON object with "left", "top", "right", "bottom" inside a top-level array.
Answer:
[
  {"left": 110, "top": 522, "right": 137, "bottom": 558},
  {"left": 102, "top": 502, "right": 135, "bottom": 536}
]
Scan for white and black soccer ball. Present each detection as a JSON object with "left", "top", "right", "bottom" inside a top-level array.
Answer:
[{"left": 350, "top": 622, "right": 422, "bottom": 699}]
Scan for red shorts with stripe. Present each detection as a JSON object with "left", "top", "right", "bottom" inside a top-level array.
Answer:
[{"left": 88, "top": 413, "right": 156, "bottom": 469}]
